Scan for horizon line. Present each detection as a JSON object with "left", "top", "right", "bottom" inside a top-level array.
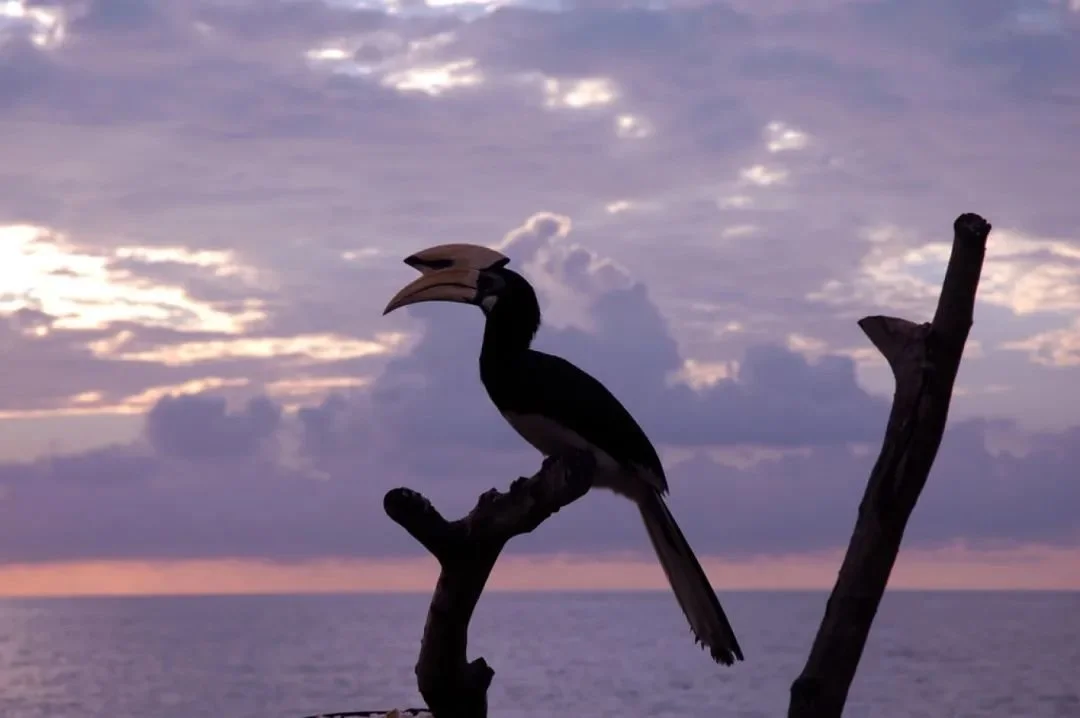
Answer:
[{"left": 3, "top": 587, "right": 1078, "bottom": 600}]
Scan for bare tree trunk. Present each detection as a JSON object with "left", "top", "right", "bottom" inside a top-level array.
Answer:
[
  {"left": 383, "top": 452, "right": 596, "bottom": 718},
  {"left": 788, "top": 213, "right": 992, "bottom": 718}
]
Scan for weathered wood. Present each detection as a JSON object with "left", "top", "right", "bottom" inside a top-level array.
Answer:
[
  {"left": 383, "top": 452, "right": 596, "bottom": 718},
  {"left": 788, "top": 213, "right": 992, "bottom": 718}
]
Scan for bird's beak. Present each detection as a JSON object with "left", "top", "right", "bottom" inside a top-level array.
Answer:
[
  {"left": 403, "top": 244, "right": 510, "bottom": 274},
  {"left": 382, "top": 268, "right": 482, "bottom": 315}
]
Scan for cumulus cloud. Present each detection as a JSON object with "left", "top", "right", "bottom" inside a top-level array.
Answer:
[
  {"left": 2, "top": 0, "right": 1076, "bottom": 390},
  {"left": 145, "top": 393, "right": 281, "bottom": 461},
  {"left": 0, "top": 220, "right": 403, "bottom": 415},
  {"left": 364, "top": 213, "right": 888, "bottom": 460},
  {"left": 0, "top": 394, "right": 1076, "bottom": 563},
  {"left": 1003, "top": 318, "right": 1080, "bottom": 367},
  {"left": 0, "top": 0, "right": 1078, "bottom": 566}
]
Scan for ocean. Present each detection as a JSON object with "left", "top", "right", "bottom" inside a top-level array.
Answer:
[{"left": 0, "top": 591, "right": 1076, "bottom": 718}]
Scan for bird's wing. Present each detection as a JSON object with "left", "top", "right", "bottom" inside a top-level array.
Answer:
[{"left": 517, "top": 350, "right": 668, "bottom": 493}]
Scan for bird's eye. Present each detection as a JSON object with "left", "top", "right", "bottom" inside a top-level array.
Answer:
[{"left": 476, "top": 271, "right": 504, "bottom": 297}]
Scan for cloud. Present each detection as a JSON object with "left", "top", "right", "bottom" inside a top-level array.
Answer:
[
  {"left": 661, "top": 418, "right": 1080, "bottom": 557},
  {"left": 809, "top": 226, "right": 1080, "bottom": 318},
  {"left": 145, "top": 393, "right": 281, "bottom": 461},
  {"left": 1002, "top": 318, "right": 1080, "bottom": 367},
  {"left": 1, "top": 0, "right": 1079, "bottom": 566},
  {"left": 365, "top": 213, "right": 888, "bottom": 459},
  {"left": 0, "top": 395, "right": 1076, "bottom": 563},
  {"left": 0, "top": 221, "right": 403, "bottom": 414},
  {"left": 808, "top": 224, "right": 1080, "bottom": 376}
]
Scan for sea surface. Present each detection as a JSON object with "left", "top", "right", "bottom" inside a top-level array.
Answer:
[{"left": 0, "top": 591, "right": 1077, "bottom": 718}]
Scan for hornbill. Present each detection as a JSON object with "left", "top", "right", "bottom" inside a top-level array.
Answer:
[{"left": 383, "top": 247, "right": 744, "bottom": 666}]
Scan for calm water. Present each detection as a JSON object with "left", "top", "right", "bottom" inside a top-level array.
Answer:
[{"left": 0, "top": 592, "right": 1077, "bottom": 718}]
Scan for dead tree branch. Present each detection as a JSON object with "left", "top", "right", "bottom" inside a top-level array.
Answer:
[
  {"left": 788, "top": 213, "right": 992, "bottom": 718},
  {"left": 383, "top": 452, "right": 596, "bottom": 718}
]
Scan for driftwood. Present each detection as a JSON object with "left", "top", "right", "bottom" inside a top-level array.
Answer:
[
  {"left": 788, "top": 212, "right": 992, "bottom": 717},
  {"left": 308, "top": 213, "right": 990, "bottom": 718},
  {"left": 383, "top": 452, "right": 595, "bottom": 718}
]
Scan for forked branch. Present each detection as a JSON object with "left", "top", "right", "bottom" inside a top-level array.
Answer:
[
  {"left": 788, "top": 213, "right": 992, "bottom": 718},
  {"left": 383, "top": 452, "right": 596, "bottom": 718}
]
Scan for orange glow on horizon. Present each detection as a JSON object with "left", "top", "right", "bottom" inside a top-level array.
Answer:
[{"left": 0, "top": 544, "right": 1077, "bottom": 597}]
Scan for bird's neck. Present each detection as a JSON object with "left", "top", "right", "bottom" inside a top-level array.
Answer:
[{"left": 479, "top": 307, "right": 537, "bottom": 373}]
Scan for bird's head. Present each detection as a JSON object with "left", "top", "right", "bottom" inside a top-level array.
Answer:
[{"left": 383, "top": 243, "right": 520, "bottom": 316}]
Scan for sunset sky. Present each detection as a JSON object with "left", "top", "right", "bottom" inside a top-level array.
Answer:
[{"left": 1, "top": 0, "right": 1078, "bottom": 596}]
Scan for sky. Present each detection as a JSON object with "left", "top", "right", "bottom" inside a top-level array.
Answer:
[{"left": 0, "top": 0, "right": 1078, "bottom": 596}]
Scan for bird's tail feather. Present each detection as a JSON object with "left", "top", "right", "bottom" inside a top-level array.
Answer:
[{"left": 637, "top": 491, "right": 744, "bottom": 665}]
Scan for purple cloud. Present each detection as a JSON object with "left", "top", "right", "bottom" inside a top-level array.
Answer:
[
  {"left": 145, "top": 394, "right": 281, "bottom": 461},
  {"left": 0, "top": 397, "right": 1077, "bottom": 563},
  {"left": 368, "top": 249, "right": 887, "bottom": 454},
  {"left": 1, "top": 0, "right": 1078, "bottom": 566}
]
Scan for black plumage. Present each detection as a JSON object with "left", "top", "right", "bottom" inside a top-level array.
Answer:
[
  {"left": 476, "top": 268, "right": 743, "bottom": 665},
  {"left": 384, "top": 257, "right": 744, "bottom": 665}
]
